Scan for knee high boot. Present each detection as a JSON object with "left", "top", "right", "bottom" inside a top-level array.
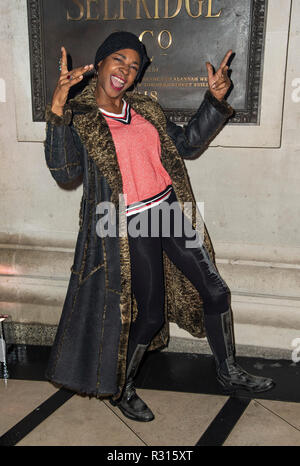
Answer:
[
  {"left": 110, "top": 344, "right": 155, "bottom": 422},
  {"left": 204, "top": 309, "right": 275, "bottom": 394}
]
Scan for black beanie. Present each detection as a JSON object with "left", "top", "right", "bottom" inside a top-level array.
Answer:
[{"left": 94, "top": 31, "right": 150, "bottom": 82}]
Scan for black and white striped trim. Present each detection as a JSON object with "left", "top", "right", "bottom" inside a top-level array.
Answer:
[
  {"left": 125, "top": 185, "right": 173, "bottom": 216},
  {"left": 99, "top": 100, "right": 131, "bottom": 124}
]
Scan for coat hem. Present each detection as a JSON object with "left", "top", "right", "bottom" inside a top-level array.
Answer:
[{"left": 45, "top": 374, "right": 116, "bottom": 400}]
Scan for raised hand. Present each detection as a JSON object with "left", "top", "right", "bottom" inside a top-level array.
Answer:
[
  {"left": 206, "top": 50, "right": 232, "bottom": 102},
  {"left": 51, "top": 46, "right": 94, "bottom": 116}
]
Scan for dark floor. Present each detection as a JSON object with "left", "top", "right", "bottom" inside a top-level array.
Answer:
[{"left": 1, "top": 345, "right": 300, "bottom": 447}]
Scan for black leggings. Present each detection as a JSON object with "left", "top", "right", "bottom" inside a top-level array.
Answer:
[{"left": 126, "top": 187, "right": 231, "bottom": 363}]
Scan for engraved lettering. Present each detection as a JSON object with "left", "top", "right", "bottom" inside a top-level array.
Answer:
[
  {"left": 87, "top": 0, "right": 99, "bottom": 20},
  {"left": 164, "top": 0, "right": 182, "bottom": 19},
  {"left": 139, "top": 29, "right": 154, "bottom": 41},
  {"left": 66, "top": 0, "right": 84, "bottom": 20},
  {"left": 136, "top": 0, "right": 152, "bottom": 19},
  {"left": 119, "top": 0, "right": 131, "bottom": 19},
  {"left": 206, "top": 0, "right": 222, "bottom": 17},
  {"left": 150, "top": 90, "right": 158, "bottom": 100},
  {"left": 66, "top": 0, "right": 222, "bottom": 21},
  {"left": 139, "top": 30, "right": 154, "bottom": 62},
  {"left": 158, "top": 30, "right": 172, "bottom": 49},
  {"left": 154, "top": 0, "right": 160, "bottom": 19},
  {"left": 104, "top": 0, "right": 118, "bottom": 20},
  {"left": 185, "top": 0, "right": 203, "bottom": 18}
]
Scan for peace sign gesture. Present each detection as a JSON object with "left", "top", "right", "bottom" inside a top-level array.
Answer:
[
  {"left": 206, "top": 50, "right": 233, "bottom": 102},
  {"left": 51, "top": 46, "right": 94, "bottom": 116}
]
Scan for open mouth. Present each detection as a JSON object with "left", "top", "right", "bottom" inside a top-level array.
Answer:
[{"left": 110, "top": 75, "right": 126, "bottom": 91}]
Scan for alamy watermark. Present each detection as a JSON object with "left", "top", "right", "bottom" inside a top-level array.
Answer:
[
  {"left": 291, "top": 338, "right": 300, "bottom": 363},
  {"left": 291, "top": 78, "right": 300, "bottom": 103},
  {"left": 95, "top": 194, "right": 205, "bottom": 248}
]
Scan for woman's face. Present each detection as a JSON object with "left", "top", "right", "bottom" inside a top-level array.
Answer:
[{"left": 96, "top": 48, "right": 140, "bottom": 100}]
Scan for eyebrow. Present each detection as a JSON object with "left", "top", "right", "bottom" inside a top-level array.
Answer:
[{"left": 114, "top": 52, "right": 140, "bottom": 66}]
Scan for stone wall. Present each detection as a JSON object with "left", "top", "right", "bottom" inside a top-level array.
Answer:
[{"left": 0, "top": 0, "right": 299, "bottom": 359}]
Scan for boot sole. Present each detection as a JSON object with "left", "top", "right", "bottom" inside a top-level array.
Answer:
[{"left": 217, "top": 378, "right": 276, "bottom": 395}]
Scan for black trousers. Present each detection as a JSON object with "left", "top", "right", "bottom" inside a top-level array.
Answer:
[{"left": 126, "top": 187, "right": 231, "bottom": 365}]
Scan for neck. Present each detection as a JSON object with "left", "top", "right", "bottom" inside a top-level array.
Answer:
[{"left": 95, "top": 83, "right": 125, "bottom": 113}]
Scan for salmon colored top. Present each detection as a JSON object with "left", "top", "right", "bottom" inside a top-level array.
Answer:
[{"left": 100, "top": 103, "right": 172, "bottom": 207}]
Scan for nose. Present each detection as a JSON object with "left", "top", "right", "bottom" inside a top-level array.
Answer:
[
  {"left": 117, "top": 61, "right": 131, "bottom": 77},
  {"left": 121, "top": 64, "right": 130, "bottom": 77}
]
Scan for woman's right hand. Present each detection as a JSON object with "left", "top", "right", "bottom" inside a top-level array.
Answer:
[{"left": 51, "top": 46, "right": 94, "bottom": 116}]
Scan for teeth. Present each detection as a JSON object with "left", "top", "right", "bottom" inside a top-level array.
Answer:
[
  {"left": 111, "top": 76, "right": 125, "bottom": 88},
  {"left": 114, "top": 76, "right": 124, "bottom": 83}
]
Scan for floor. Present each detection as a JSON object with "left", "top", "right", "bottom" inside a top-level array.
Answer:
[{"left": 0, "top": 345, "right": 300, "bottom": 447}]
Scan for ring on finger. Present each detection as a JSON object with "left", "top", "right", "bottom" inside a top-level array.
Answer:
[
  {"left": 67, "top": 74, "right": 73, "bottom": 80},
  {"left": 58, "top": 59, "right": 67, "bottom": 71}
]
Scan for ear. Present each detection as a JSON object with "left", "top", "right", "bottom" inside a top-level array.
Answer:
[
  {"left": 94, "top": 61, "right": 101, "bottom": 77},
  {"left": 96, "top": 60, "right": 103, "bottom": 70}
]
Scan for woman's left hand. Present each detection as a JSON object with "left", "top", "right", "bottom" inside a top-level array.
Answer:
[{"left": 206, "top": 50, "right": 233, "bottom": 102}]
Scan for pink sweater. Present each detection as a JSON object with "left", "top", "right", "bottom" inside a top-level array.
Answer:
[{"left": 103, "top": 107, "right": 172, "bottom": 206}]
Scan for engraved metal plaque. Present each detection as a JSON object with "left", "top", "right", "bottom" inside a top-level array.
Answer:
[{"left": 27, "top": 0, "right": 267, "bottom": 124}]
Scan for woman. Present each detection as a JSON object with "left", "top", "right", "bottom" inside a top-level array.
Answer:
[{"left": 45, "top": 31, "right": 274, "bottom": 423}]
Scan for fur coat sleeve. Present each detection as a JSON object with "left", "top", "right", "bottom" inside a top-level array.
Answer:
[{"left": 166, "top": 90, "right": 233, "bottom": 159}]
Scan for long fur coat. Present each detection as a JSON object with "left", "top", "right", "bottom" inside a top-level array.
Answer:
[{"left": 44, "top": 79, "right": 233, "bottom": 398}]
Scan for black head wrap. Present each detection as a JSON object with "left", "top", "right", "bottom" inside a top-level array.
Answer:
[{"left": 94, "top": 31, "right": 150, "bottom": 82}]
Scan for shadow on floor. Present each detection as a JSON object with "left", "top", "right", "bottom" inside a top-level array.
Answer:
[{"left": 1, "top": 344, "right": 299, "bottom": 403}]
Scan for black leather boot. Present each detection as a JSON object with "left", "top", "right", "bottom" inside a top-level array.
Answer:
[
  {"left": 204, "top": 309, "right": 275, "bottom": 394},
  {"left": 109, "top": 344, "right": 154, "bottom": 422}
]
